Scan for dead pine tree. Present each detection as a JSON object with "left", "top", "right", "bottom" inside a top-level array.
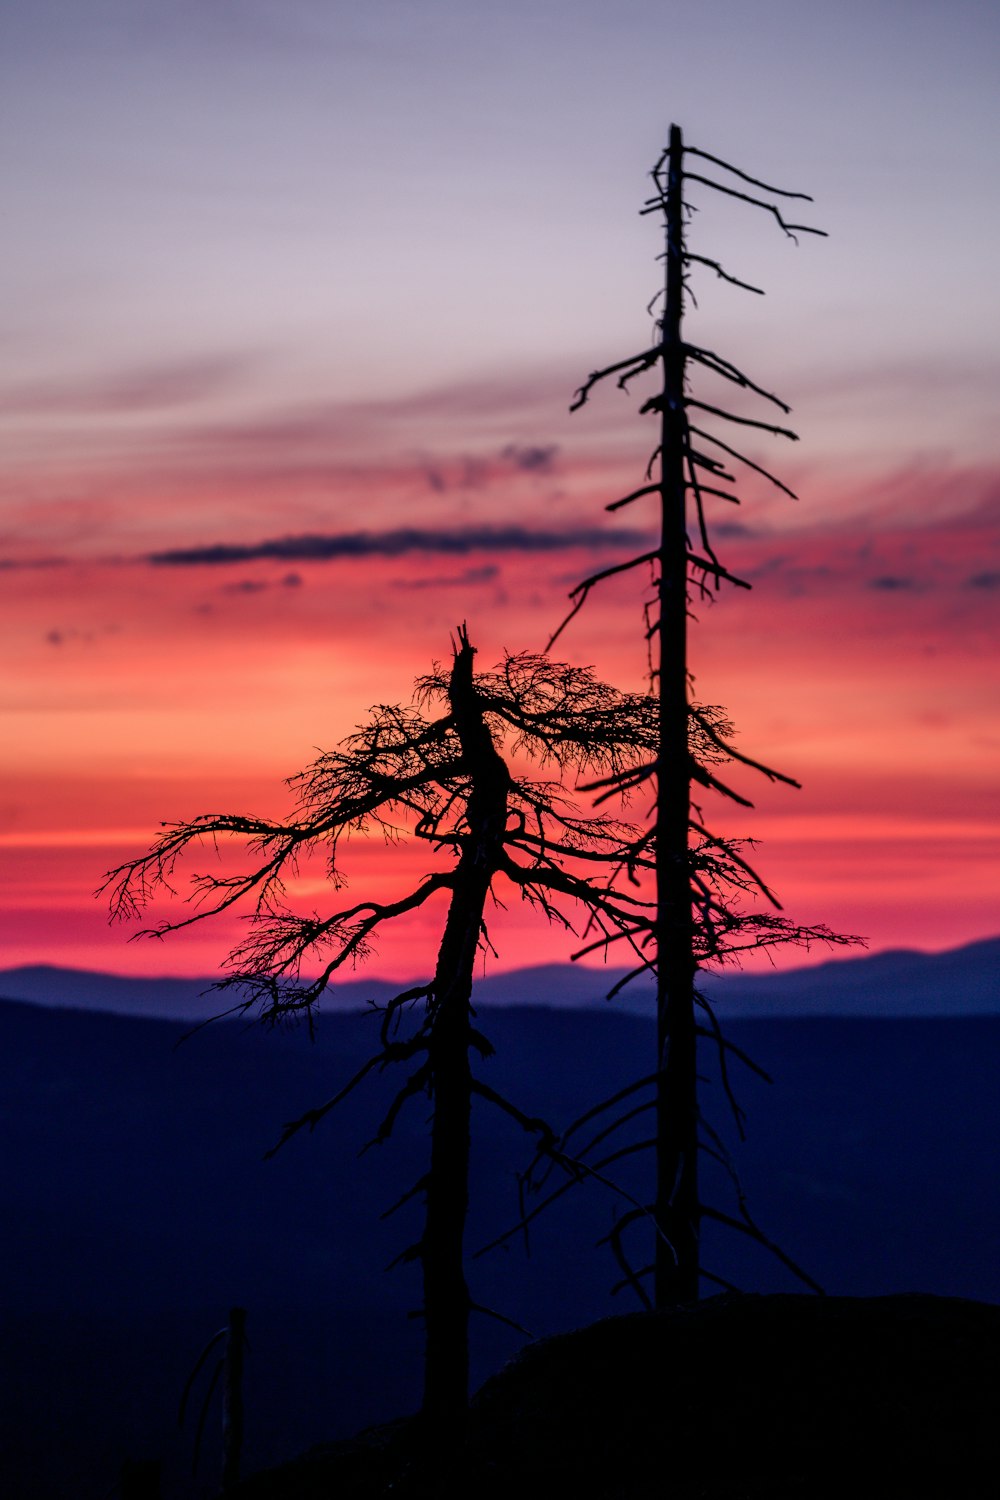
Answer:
[
  {"left": 418, "top": 629, "right": 511, "bottom": 1426},
  {"left": 547, "top": 125, "right": 855, "bottom": 1306},
  {"left": 102, "top": 629, "right": 661, "bottom": 1436}
]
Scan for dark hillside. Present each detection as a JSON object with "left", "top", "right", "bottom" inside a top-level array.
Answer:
[
  {"left": 235, "top": 1294, "right": 1000, "bottom": 1499},
  {"left": 2, "top": 999, "right": 999, "bottom": 1496}
]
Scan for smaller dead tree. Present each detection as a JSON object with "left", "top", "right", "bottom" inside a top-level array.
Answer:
[
  {"left": 178, "top": 1305, "right": 247, "bottom": 1492},
  {"left": 102, "top": 628, "right": 660, "bottom": 1433}
]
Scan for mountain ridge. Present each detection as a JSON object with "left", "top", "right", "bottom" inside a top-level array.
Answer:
[{"left": 2, "top": 933, "right": 998, "bottom": 1019}]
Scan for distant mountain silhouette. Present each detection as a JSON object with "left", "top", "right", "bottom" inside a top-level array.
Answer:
[
  {"left": 2, "top": 934, "right": 997, "bottom": 1019},
  {"left": 701, "top": 934, "right": 1000, "bottom": 1016}
]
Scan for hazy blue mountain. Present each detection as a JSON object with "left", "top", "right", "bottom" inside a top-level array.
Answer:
[
  {"left": 2, "top": 995, "right": 1000, "bottom": 1497},
  {"left": 1, "top": 934, "right": 997, "bottom": 1020},
  {"left": 701, "top": 935, "right": 1000, "bottom": 1016}
]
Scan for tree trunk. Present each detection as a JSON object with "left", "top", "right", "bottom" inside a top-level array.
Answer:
[
  {"left": 221, "top": 1306, "right": 246, "bottom": 1492},
  {"left": 421, "top": 632, "right": 510, "bottom": 1431},
  {"left": 654, "top": 122, "right": 699, "bottom": 1306}
]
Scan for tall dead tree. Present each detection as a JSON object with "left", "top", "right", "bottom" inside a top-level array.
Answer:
[
  {"left": 103, "top": 632, "right": 661, "bottom": 1432},
  {"left": 549, "top": 125, "right": 850, "bottom": 1304}
]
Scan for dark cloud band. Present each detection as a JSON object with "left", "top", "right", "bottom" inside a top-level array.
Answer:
[{"left": 147, "top": 525, "right": 646, "bottom": 566}]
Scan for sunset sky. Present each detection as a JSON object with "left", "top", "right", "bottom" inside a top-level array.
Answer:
[{"left": 3, "top": 0, "right": 998, "bottom": 983}]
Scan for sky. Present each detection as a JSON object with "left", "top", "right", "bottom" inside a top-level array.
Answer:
[{"left": 2, "top": 0, "right": 998, "bottom": 983}]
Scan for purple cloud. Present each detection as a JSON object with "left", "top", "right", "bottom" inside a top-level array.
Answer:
[
  {"left": 502, "top": 443, "right": 559, "bottom": 473},
  {"left": 147, "top": 524, "right": 647, "bottom": 567}
]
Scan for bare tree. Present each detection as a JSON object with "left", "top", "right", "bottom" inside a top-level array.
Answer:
[
  {"left": 545, "top": 125, "right": 855, "bottom": 1305},
  {"left": 102, "top": 629, "right": 662, "bottom": 1431}
]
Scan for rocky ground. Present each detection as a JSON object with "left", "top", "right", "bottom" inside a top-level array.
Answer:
[{"left": 233, "top": 1292, "right": 1000, "bottom": 1498}]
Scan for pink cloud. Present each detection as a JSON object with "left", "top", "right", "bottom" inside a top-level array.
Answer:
[{"left": 0, "top": 352, "right": 263, "bottom": 416}]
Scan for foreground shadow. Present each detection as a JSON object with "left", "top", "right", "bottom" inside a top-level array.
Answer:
[{"left": 234, "top": 1292, "right": 1000, "bottom": 1499}]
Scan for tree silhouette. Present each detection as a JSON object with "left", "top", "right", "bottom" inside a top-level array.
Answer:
[
  {"left": 545, "top": 124, "right": 855, "bottom": 1305},
  {"left": 102, "top": 629, "right": 661, "bottom": 1430}
]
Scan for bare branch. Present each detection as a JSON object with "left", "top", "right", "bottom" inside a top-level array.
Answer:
[
  {"left": 701, "top": 1206, "right": 825, "bottom": 1293},
  {"left": 689, "top": 705, "right": 801, "bottom": 789},
  {"left": 545, "top": 550, "right": 658, "bottom": 652},
  {"left": 687, "top": 551, "right": 752, "bottom": 590},
  {"left": 690, "top": 821, "right": 782, "bottom": 907},
  {"left": 471, "top": 1079, "right": 560, "bottom": 1155},
  {"left": 689, "top": 759, "right": 755, "bottom": 809},
  {"left": 469, "top": 1302, "right": 535, "bottom": 1338},
  {"left": 683, "top": 483, "right": 743, "bottom": 505},
  {"left": 606, "top": 961, "right": 654, "bottom": 999},
  {"left": 570, "top": 349, "right": 660, "bottom": 411},
  {"left": 559, "top": 1073, "right": 661, "bottom": 1152},
  {"left": 689, "top": 425, "right": 799, "bottom": 499},
  {"left": 683, "top": 252, "right": 764, "bottom": 296},
  {"left": 573, "top": 1098, "right": 656, "bottom": 1165},
  {"left": 264, "top": 1034, "right": 428, "bottom": 1158},
  {"left": 597, "top": 1209, "right": 654, "bottom": 1310},
  {"left": 677, "top": 173, "right": 827, "bottom": 242},
  {"left": 580, "top": 760, "right": 657, "bottom": 796},
  {"left": 685, "top": 344, "right": 790, "bottom": 412},
  {"left": 380, "top": 1174, "right": 430, "bottom": 1221},
  {"left": 605, "top": 484, "right": 660, "bottom": 514},
  {"left": 362, "top": 1063, "right": 433, "bottom": 1153},
  {"left": 684, "top": 399, "right": 798, "bottom": 442},
  {"left": 683, "top": 145, "right": 816, "bottom": 202}
]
